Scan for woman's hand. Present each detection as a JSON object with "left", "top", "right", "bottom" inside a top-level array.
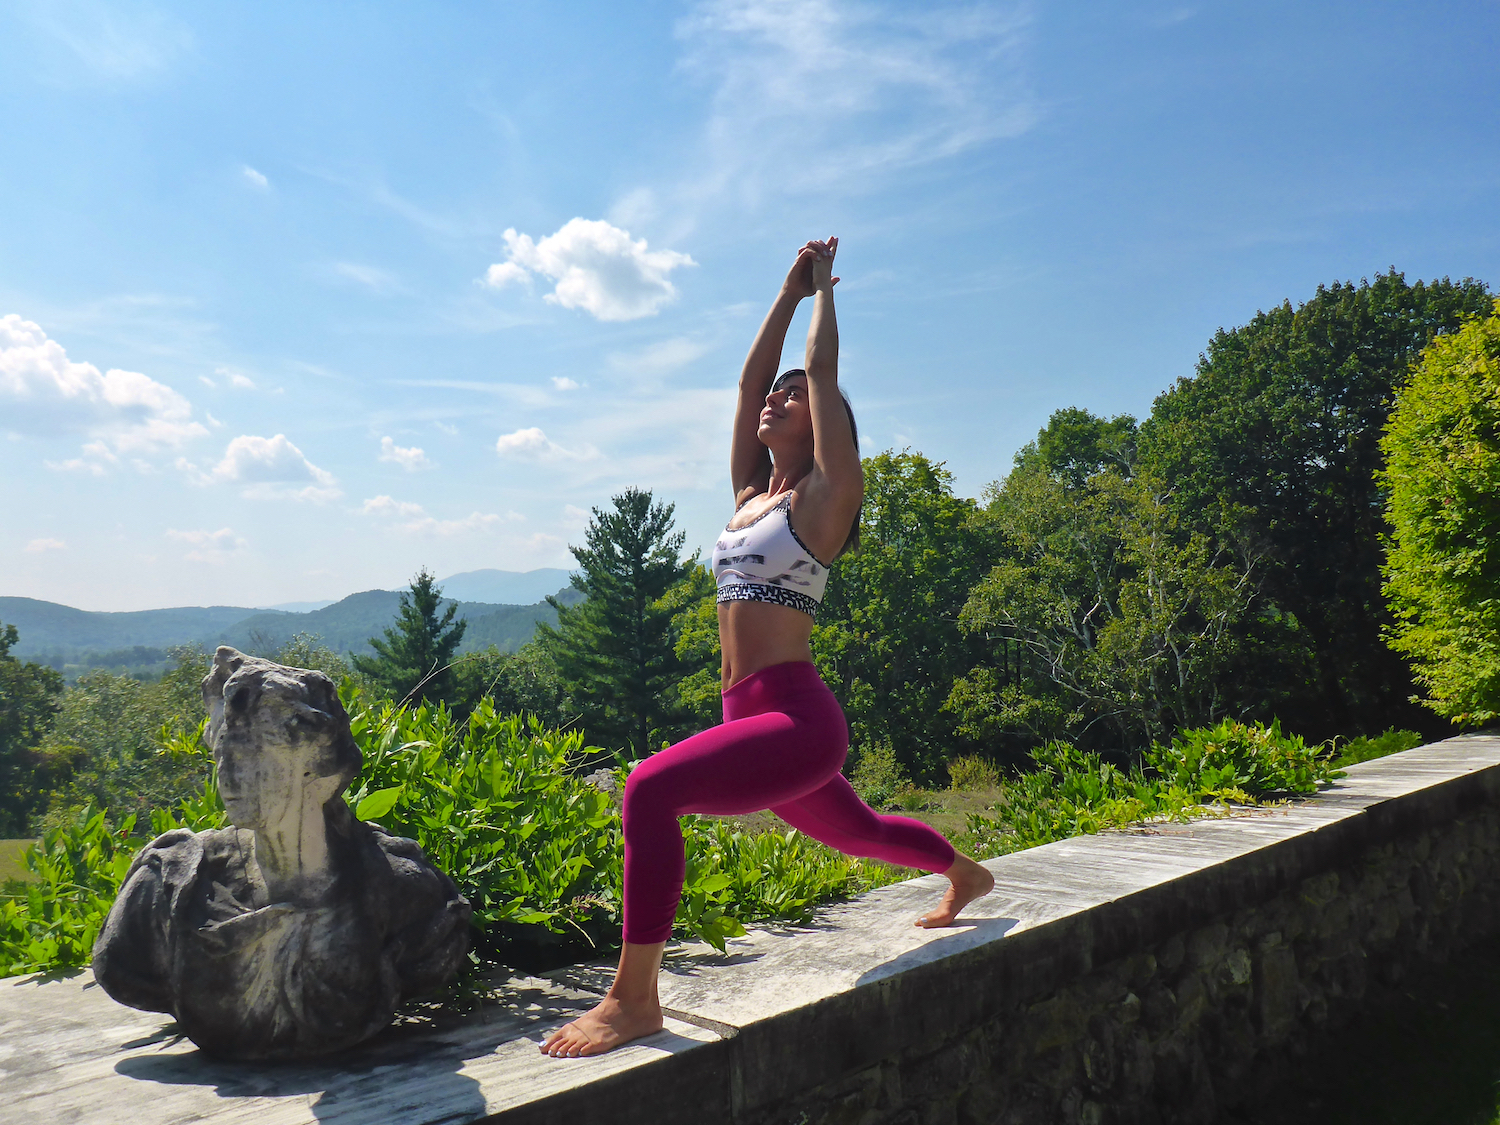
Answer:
[
  {"left": 809, "top": 236, "right": 839, "bottom": 292},
  {"left": 782, "top": 239, "right": 840, "bottom": 300}
]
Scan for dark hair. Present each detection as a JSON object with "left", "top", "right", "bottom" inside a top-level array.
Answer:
[{"left": 772, "top": 369, "right": 861, "bottom": 557}]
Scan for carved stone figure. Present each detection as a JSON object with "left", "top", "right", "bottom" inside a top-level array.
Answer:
[{"left": 92, "top": 647, "right": 471, "bottom": 1061}]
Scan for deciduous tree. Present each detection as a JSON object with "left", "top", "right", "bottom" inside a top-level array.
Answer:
[{"left": 1381, "top": 299, "right": 1500, "bottom": 724}]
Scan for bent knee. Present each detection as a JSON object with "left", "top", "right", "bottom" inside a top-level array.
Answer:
[{"left": 621, "top": 760, "right": 680, "bottom": 822}]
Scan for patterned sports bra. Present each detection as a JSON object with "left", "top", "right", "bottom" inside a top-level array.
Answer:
[{"left": 712, "top": 494, "right": 831, "bottom": 617}]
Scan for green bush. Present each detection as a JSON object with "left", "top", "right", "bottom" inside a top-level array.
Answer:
[
  {"left": 1335, "top": 728, "right": 1424, "bottom": 768},
  {"left": 1381, "top": 300, "right": 1500, "bottom": 725},
  {"left": 947, "top": 754, "right": 1000, "bottom": 791},
  {"left": 848, "top": 740, "right": 909, "bottom": 808},
  {"left": 1145, "top": 718, "right": 1340, "bottom": 798},
  {"left": 2, "top": 686, "right": 897, "bottom": 976}
]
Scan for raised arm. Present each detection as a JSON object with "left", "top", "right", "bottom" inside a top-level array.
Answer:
[
  {"left": 730, "top": 245, "right": 820, "bottom": 504},
  {"left": 798, "top": 238, "right": 863, "bottom": 537}
]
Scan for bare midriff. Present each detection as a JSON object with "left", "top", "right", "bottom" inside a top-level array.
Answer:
[{"left": 718, "top": 600, "right": 817, "bottom": 691}]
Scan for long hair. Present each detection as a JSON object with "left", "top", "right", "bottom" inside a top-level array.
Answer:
[{"left": 772, "top": 369, "right": 861, "bottom": 557}]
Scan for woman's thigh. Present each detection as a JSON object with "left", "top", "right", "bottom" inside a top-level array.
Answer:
[{"left": 624, "top": 710, "right": 846, "bottom": 820}]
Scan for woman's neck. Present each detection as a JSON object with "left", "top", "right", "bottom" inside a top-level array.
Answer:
[
  {"left": 251, "top": 777, "right": 341, "bottom": 905},
  {"left": 768, "top": 453, "right": 813, "bottom": 495}
]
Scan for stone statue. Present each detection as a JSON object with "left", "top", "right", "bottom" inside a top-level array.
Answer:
[{"left": 92, "top": 647, "right": 472, "bottom": 1061}]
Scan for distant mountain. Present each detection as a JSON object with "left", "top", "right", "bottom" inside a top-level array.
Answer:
[
  {"left": 0, "top": 597, "right": 261, "bottom": 659},
  {"left": 3, "top": 583, "right": 585, "bottom": 670},
  {"left": 433, "top": 568, "right": 573, "bottom": 605},
  {"left": 210, "top": 588, "right": 579, "bottom": 658},
  {"left": 256, "top": 599, "right": 338, "bottom": 613}
]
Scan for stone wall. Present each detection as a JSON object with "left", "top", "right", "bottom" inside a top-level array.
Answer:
[{"left": 736, "top": 754, "right": 1500, "bottom": 1125}]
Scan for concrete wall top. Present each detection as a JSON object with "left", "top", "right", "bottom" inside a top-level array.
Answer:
[{"left": 4, "top": 732, "right": 1498, "bottom": 1125}]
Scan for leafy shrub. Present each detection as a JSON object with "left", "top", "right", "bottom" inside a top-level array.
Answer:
[
  {"left": 1335, "top": 728, "right": 1423, "bottom": 768},
  {"left": 849, "top": 740, "right": 909, "bottom": 808},
  {"left": 1381, "top": 300, "right": 1500, "bottom": 724},
  {"left": 956, "top": 740, "right": 1206, "bottom": 859},
  {"left": 947, "top": 754, "right": 1000, "bottom": 791},
  {"left": 1145, "top": 718, "right": 1341, "bottom": 798},
  {"left": 2, "top": 686, "right": 899, "bottom": 975}
]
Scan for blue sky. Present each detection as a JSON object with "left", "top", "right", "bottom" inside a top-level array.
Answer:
[{"left": 2, "top": 0, "right": 1496, "bottom": 612}]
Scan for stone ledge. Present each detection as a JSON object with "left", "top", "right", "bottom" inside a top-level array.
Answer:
[{"left": 4, "top": 732, "right": 1498, "bottom": 1124}]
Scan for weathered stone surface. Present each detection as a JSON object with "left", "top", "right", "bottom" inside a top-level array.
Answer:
[{"left": 91, "top": 647, "right": 472, "bottom": 1060}]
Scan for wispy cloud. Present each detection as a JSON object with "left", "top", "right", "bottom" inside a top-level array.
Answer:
[
  {"left": 482, "top": 219, "right": 695, "bottom": 322},
  {"left": 327, "top": 262, "right": 402, "bottom": 295},
  {"left": 610, "top": 336, "right": 713, "bottom": 374},
  {"left": 241, "top": 165, "right": 269, "bottom": 190},
  {"left": 672, "top": 0, "right": 1037, "bottom": 205},
  {"left": 495, "top": 426, "right": 599, "bottom": 462},
  {"left": 19, "top": 0, "right": 194, "bottom": 83},
  {"left": 361, "top": 495, "right": 521, "bottom": 536},
  {"left": 25, "top": 537, "right": 66, "bottom": 553},
  {"left": 166, "top": 526, "right": 247, "bottom": 564}
]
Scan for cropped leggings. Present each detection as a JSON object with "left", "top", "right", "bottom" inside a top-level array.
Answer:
[{"left": 620, "top": 660, "right": 956, "bottom": 944}]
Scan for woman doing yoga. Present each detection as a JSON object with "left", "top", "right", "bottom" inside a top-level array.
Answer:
[{"left": 540, "top": 237, "right": 995, "bottom": 1058}]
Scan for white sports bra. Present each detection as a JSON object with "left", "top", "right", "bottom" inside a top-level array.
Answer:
[{"left": 712, "top": 494, "right": 831, "bottom": 617}]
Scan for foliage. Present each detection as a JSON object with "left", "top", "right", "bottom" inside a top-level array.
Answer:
[
  {"left": 847, "top": 740, "right": 909, "bottom": 808},
  {"left": 271, "top": 632, "right": 354, "bottom": 682},
  {"left": 32, "top": 647, "right": 211, "bottom": 833},
  {"left": 1335, "top": 728, "right": 1423, "bottom": 768},
  {"left": 1144, "top": 718, "right": 1342, "bottom": 799},
  {"left": 538, "top": 488, "right": 696, "bottom": 757},
  {"left": 946, "top": 754, "right": 1000, "bottom": 791},
  {"left": 353, "top": 568, "right": 468, "bottom": 707},
  {"left": 813, "top": 451, "right": 995, "bottom": 781},
  {"left": 663, "top": 564, "right": 722, "bottom": 730},
  {"left": 0, "top": 622, "right": 64, "bottom": 835},
  {"left": 957, "top": 741, "right": 1209, "bottom": 859},
  {"left": 452, "top": 640, "right": 577, "bottom": 728},
  {"left": 1137, "top": 271, "right": 1493, "bottom": 740},
  {"left": 958, "top": 451, "right": 1258, "bottom": 751},
  {"left": 1380, "top": 301, "right": 1500, "bottom": 724}
]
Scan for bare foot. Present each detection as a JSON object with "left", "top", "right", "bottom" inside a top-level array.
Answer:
[
  {"left": 539, "top": 995, "right": 664, "bottom": 1058},
  {"left": 916, "top": 853, "right": 994, "bottom": 928}
]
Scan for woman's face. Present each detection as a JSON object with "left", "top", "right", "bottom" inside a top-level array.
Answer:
[
  {"left": 214, "top": 685, "right": 335, "bottom": 830},
  {"left": 758, "top": 374, "right": 814, "bottom": 445}
]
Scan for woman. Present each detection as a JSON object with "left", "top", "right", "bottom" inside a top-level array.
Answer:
[{"left": 541, "top": 237, "right": 994, "bottom": 1059}]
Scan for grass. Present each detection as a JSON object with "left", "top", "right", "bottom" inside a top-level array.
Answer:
[{"left": 0, "top": 840, "right": 35, "bottom": 884}]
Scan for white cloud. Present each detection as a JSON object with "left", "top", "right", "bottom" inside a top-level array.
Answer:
[
  {"left": 242, "top": 165, "right": 269, "bottom": 190},
  {"left": 551, "top": 376, "right": 581, "bottom": 391},
  {"left": 495, "top": 426, "right": 598, "bottom": 462},
  {"left": 361, "top": 495, "right": 521, "bottom": 536},
  {"left": 181, "top": 433, "right": 341, "bottom": 501},
  {"left": 25, "top": 538, "right": 66, "bottom": 553},
  {"left": 482, "top": 218, "right": 695, "bottom": 322},
  {"left": 378, "top": 436, "right": 433, "bottom": 471},
  {"left": 214, "top": 365, "right": 255, "bottom": 389},
  {"left": 676, "top": 0, "right": 1036, "bottom": 200},
  {"left": 610, "top": 337, "right": 712, "bottom": 374},
  {"left": 167, "top": 526, "right": 247, "bottom": 564},
  {"left": 1, "top": 314, "right": 207, "bottom": 468}
]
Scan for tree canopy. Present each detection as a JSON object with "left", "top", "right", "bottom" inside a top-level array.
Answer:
[
  {"left": 352, "top": 569, "right": 468, "bottom": 706},
  {"left": 1136, "top": 271, "right": 1493, "bottom": 739},
  {"left": 0, "top": 622, "right": 64, "bottom": 835},
  {"left": 538, "top": 488, "right": 695, "bottom": 757},
  {"left": 1381, "top": 299, "right": 1500, "bottom": 724}
]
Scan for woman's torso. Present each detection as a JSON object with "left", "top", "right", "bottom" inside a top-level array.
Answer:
[{"left": 714, "top": 489, "right": 829, "bottom": 690}]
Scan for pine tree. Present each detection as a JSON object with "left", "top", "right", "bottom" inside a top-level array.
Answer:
[
  {"left": 353, "top": 569, "right": 468, "bottom": 706},
  {"left": 538, "top": 488, "right": 694, "bottom": 757}
]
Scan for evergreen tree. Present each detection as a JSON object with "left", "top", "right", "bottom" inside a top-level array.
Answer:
[
  {"left": 0, "top": 621, "right": 64, "bottom": 835},
  {"left": 353, "top": 569, "right": 468, "bottom": 706},
  {"left": 538, "top": 488, "right": 693, "bottom": 757}
]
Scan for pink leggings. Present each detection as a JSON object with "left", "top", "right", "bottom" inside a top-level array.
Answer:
[{"left": 620, "top": 660, "right": 956, "bottom": 944}]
